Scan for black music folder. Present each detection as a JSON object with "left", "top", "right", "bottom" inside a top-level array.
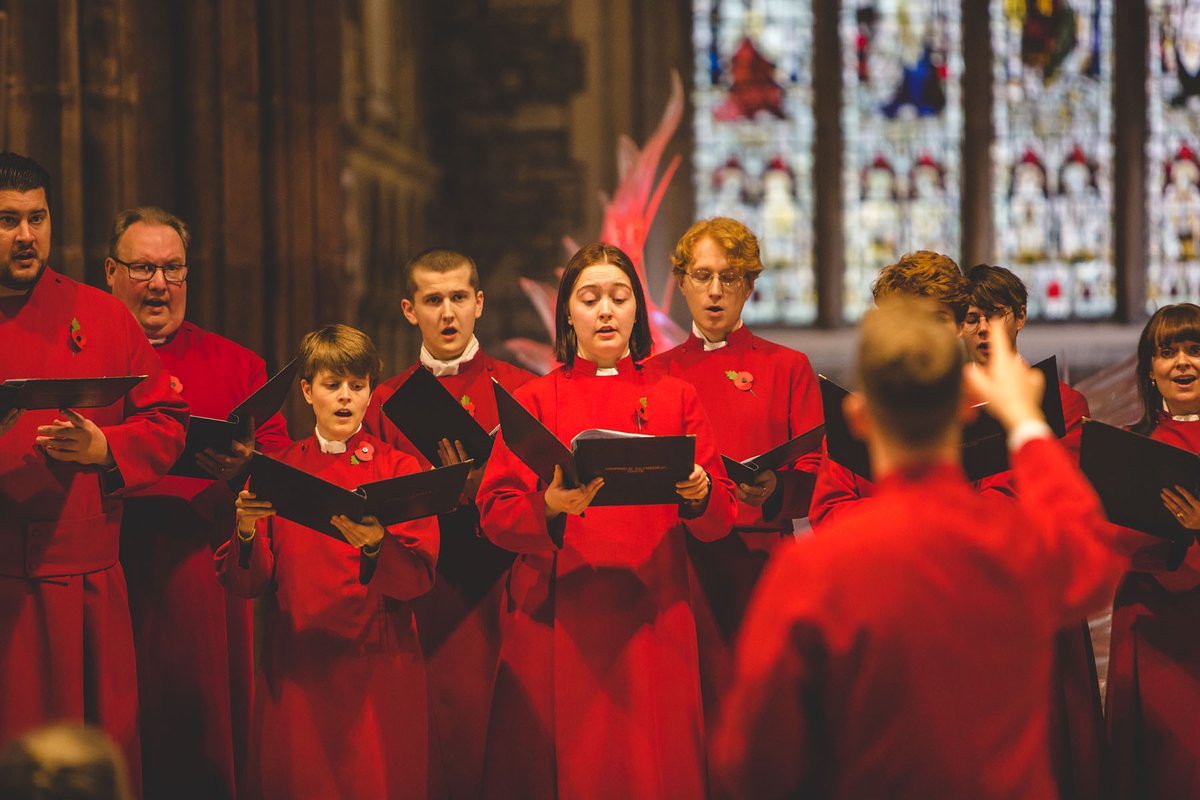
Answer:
[
  {"left": 1080, "top": 419, "right": 1199, "bottom": 541},
  {"left": 381, "top": 367, "right": 494, "bottom": 465},
  {"left": 492, "top": 380, "right": 696, "bottom": 506},
  {"left": 247, "top": 454, "right": 472, "bottom": 543},
  {"left": 721, "top": 424, "right": 826, "bottom": 487},
  {"left": 819, "top": 356, "right": 1067, "bottom": 483},
  {"left": 169, "top": 359, "right": 299, "bottom": 478},
  {"left": 0, "top": 375, "right": 146, "bottom": 415}
]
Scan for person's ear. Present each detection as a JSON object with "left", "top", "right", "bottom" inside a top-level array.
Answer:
[
  {"left": 400, "top": 298, "right": 418, "bottom": 326},
  {"left": 844, "top": 392, "right": 872, "bottom": 442},
  {"left": 300, "top": 379, "right": 314, "bottom": 407},
  {"left": 104, "top": 258, "right": 117, "bottom": 289},
  {"left": 474, "top": 289, "right": 484, "bottom": 320},
  {"left": 1013, "top": 307, "right": 1027, "bottom": 334}
]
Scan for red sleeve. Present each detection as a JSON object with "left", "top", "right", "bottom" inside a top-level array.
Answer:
[
  {"left": 1059, "top": 384, "right": 1089, "bottom": 462},
  {"left": 679, "top": 382, "right": 738, "bottom": 542},
  {"left": 103, "top": 315, "right": 189, "bottom": 492},
  {"left": 808, "top": 439, "right": 873, "bottom": 530},
  {"left": 215, "top": 515, "right": 275, "bottom": 599},
  {"left": 768, "top": 354, "right": 823, "bottom": 521},
  {"left": 711, "top": 541, "right": 820, "bottom": 798},
  {"left": 1012, "top": 437, "right": 1124, "bottom": 623}
]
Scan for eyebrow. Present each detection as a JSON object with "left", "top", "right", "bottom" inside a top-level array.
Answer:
[{"left": 575, "top": 280, "right": 633, "bottom": 292}]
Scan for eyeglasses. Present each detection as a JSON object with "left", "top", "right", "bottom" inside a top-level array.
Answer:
[
  {"left": 684, "top": 269, "right": 745, "bottom": 288},
  {"left": 114, "top": 258, "right": 188, "bottom": 284},
  {"left": 962, "top": 308, "right": 1013, "bottom": 333}
]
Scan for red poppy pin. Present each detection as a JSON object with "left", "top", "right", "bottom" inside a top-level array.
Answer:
[
  {"left": 68, "top": 317, "right": 87, "bottom": 352},
  {"left": 635, "top": 396, "right": 649, "bottom": 429},
  {"left": 461, "top": 394, "right": 476, "bottom": 417},
  {"left": 349, "top": 440, "right": 375, "bottom": 465},
  {"left": 725, "top": 370, "right": 755, "bottom": 395},
  {"left": 169, "top": 375, "right": 184, "bottom": 394}
]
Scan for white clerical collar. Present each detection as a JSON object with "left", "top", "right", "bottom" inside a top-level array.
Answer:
[
  {"left": 1163, "top": 399, "right": 1200, "bottom": 421},
  {"left": 147, "top": 336, "right": 167, "bottom": 346},
  {"left": 692, "top": 320, "right": 743, "bottom": 351},
  {"left": 420, "top": 335, "right": 480, "bottom": 377},
  {"left": 315, "top": 424, "right": 362, "bottom": 454},
  {"left": 578, "top": 349, "right": 630, "bottom": 376}
]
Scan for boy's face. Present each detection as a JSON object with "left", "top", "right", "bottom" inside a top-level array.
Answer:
[
  {"left": 401, "top": 264, "right": 483, "bottom": 361},
  {"left": 961, "top": 304, "right": 1024, "bottom": 365},
  {"left": 301, "top": 369, "right": 371, "bottom": 442}
]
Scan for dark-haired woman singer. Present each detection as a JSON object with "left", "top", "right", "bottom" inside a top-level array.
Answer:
[
  {"left": 476, "top": 243, "right": 737, "bottom": 799},
  {"left": 1107, "top": 302, "right": 1200, "bottom": 799}
]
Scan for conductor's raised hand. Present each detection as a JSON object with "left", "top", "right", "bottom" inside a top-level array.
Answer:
[
  {"left": 1, "top": 407, "right": 23, "bottom": 436},
  {"left": 737, "top": 468, "right": 777, "bottom": 507},
  {"left": 235, "top": 489, "right": 275, "bottom": 536},
  {"left": 962, "top": 326, "right": 1045, "bottom": 431},
  {"left": 544, "top": 464, "right": 603, "bottom": 518},
  {"left": 37, "top": 408, "right": 113, "bottom": 466},
  {"left": 676, "top": 463, "right": 711, "bottom": 503},
  {"left": 331, "top": 514, "right": 386, "bottom": 550}
]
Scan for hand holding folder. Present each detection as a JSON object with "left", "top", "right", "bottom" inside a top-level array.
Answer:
[
  {"left": 381, "top": 367, "right": 494, "bottom": 466},
  {"left": 170, "top": 359, "right": 299, "bottom": 479},
  {"left": 493, "top": 380, "right": 697, "bottom": 507},
  {"left": 721, "top": 424, "right": 826, "bottom": 487},
  {"left": 0, "top": 375, "right": 147, "bottom": 416},
  {"left": 246, "top": 453, "right": 472, "bottom": 543}
]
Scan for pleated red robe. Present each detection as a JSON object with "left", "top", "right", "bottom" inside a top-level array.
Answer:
[
  {"left": 647, "top": 325, "right": 823, "bottom": 725},
  {"left": 0, "top": 268, "right": 188, "bottom": 790},
  {"left": 364, "top": 350, "right": 534, "bottom": 800},
  {"left": 713, "top": 439, "right": 1123, "bottom": 800},
  {"left": 1106, "top": 415, "right": 1200, "bottom": 798},
  {"left": 214, "top": 433, "right": 439, "bottom": 800},
  {"left": 808, "top": 381, "right": 1106, "bottom": 799},
  {"left": 121, "top": 320, "right": 290, "bottom": 800},
  {"left": 477, "top": 356, "right": 738, "bottom": 799}
]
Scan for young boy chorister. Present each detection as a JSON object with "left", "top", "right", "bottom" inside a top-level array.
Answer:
[
  {"left": 216, "top": 324, "right": 439, "bottom": 800},
  {"left": 361, "top": 249, "right": 534, "bottom": 800}
]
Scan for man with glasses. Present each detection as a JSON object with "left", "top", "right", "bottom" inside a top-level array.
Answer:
[
  {"left": 649, "top": 217, "right": 824, "bottom": 729},
  {"left": 0, "top": 155, "right": 187, "bottom": 794},
  {"left": 105, "top": 206, "right": 290, "bottom": 800}
]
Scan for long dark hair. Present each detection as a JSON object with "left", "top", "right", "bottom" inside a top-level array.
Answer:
[
  {"left": 553, "top": 242, "right": 652, "bottom": 366},
  {"left": 1132, "top": 303, "right": 1200, "bottom": 435}
]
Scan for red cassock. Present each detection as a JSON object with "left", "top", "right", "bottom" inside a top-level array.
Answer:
[
  {"left": 120, "top": 320, "right": 290, "bottom": 800},
  {"left": 0, "top": 269, "right": 188, "bottom": 788},
  {"left": 363, "top": 350, "right": 533, "bottom": 800},
  {"left": 647, "top": 326, "right": 823, "bottom": 723},
  {"left": 807, "top": 382, "right": 1106, "bottom": 799},
  {"left": 214, "top": 433, "right": 439, "bottom": 800},
  {"left": 712, "top": 439, "right": 1124, "bottom": 800},
  {"left": 476, "top": 357, "right": 738, "bottom": 799},
  {"left": 1106, "top": 415, "right": 1200, "bottom": 798}
]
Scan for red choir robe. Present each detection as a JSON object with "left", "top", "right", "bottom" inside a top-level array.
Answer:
[
  {"left": 476, "top": 356, "right": 738, "bottom": 799},
  {"left": 1106, "top": 415, "right": 1200, "bottom": 799},
  {"left": 120, "top": 320, "right": 290, "bottom": 800},
  {"left": 0, "top": 268, "right": 188, "bottom": 788},
  {"left": 808, "top": 381, "right": 1106, "bottom": 799},
  {"left": 647, "top": 325, "right": 823, "bottom": 725},
  {"left": 712, "top": 438, "right": 1124, "bottom": 800},
  {"left": 363, "top": 349, "right": 534, "bottom": 800},
  {"left": 214, "top": 432, "right": 439, "bottom": 800}
]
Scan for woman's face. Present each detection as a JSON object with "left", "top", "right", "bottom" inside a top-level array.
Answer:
[
  {"left": 1152, "top": 338, "right": 1200, "bottom": 416},
  {"left": 567, "top": 263, "right": 637, "bottom": 368}
]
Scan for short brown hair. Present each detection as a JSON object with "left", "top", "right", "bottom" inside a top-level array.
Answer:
[
  {"left": 872, "top": 250, "right": 969, "bottom": 324},
  {"left": 966, "top": 264, "right": 1027, "bottom": 316},
  {"left": 109, "top": 206, "right": 190, "bottom": 259},
  {"left": 403, "top": 248, "right": 479, "bottom": 299},
  {"left": 671, "top": 217, "right": 765, "bottom": 286},
  {"left": 857, "top": 297, "right": 964, "bottom": 448},
  {"left": 554, "top": 242, "right": 652, "bottom": 366},
  {"left": 298, "top": 324, "right": 382, "bottom": 387}
]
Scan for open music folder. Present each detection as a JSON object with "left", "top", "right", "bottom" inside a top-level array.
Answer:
[
  {"left": 819, "top": 356, "right": 1067, "bottom": 482},
  {"left": 0, "top": 375, "right": 146, "bottom": 415},
  {"left": 169, "top": 359, "right": 299, "bottom": 478},
  {"left": 1080, "top": 418, "right": 1200, "bottom": 541},
  {"left": 247, "top": 454, "right": 473, "bottom": 544},
  {"left": 721, "top": 424, "right": 826, "bottom": 487},
  {"left": 492, "top": 379, "right": 695, "bottom": 506},
  {"left": 381, "top": 366, "right": 494, "bottom": 465}
]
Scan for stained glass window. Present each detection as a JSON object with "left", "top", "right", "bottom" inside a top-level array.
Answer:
[
  {"left": 692, "top": 0, "right": 817, "bottom": 325},
  {"left": 991, "top": 0, "right": 1115, "bottom": 320},
  {"left": 1147, "top": 0, "right": 1200, "bottom": 311},
  {"left": 840, "top": 0, "right": 964, "bottom": 321}
]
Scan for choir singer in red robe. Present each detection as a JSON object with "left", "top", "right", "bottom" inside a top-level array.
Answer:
[
  {"left": 648, "top": 217, "right": 823, "bottom": 728},
  {"left": 477, "top": 242, "right": 738, "bottom": 798},
  {"left": 1106, "top": 303, "right": 1200, "bottom": 798},
  {"left": 105, "top": 206, "right": 291, "bottom": 800},
  {"left": 215, "top": 325, "right": 438, "bottom": 800},
  {"left": 712, "top": 298, "right": 1123, "bottom": 799},
  {"left": 0, "top": 153, "right": 188, "bottom": 788},
  {"left": 363, "top": 248, "right": 533, "bottom": 800}
]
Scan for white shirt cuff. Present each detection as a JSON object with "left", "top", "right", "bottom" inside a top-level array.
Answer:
[{"left": 1007, "top": 419, "right": 1054, "bottom": 453}]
